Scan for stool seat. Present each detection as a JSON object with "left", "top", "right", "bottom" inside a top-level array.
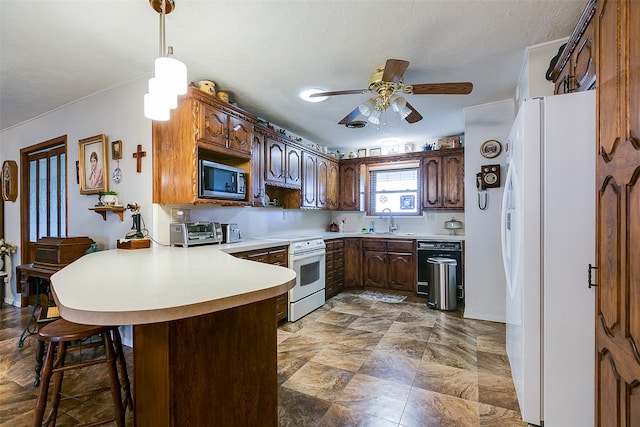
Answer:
[
  {"left": 33, "top": 318, "right": 130, "bottom": 427},
  {"left": 38, "top": 319, "right": 107, "bottom": 342}
]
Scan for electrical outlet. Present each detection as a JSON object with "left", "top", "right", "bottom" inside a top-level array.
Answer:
[{"left": 426, "top": 213, "right": 435, "bottom": 222}]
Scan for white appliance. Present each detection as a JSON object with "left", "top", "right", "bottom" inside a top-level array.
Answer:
[
  {"left": 501, "top": 90, "right": 595, "bottom": 427},
  {"left": 267, "top": 235, "right": 326, "bottom": 321}
]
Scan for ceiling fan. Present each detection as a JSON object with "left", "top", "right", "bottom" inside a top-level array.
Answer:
[{"left": 310, "top": 59, "right": 473, "bottom": 126}]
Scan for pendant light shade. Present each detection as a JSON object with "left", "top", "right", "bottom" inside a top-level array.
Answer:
[{"left": 144, "top": 0, "right": 187, "bottom": 121}]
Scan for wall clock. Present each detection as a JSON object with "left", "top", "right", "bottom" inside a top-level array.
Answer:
[{"left": 2, "top": 160, "right": 18, "bottom": 202}]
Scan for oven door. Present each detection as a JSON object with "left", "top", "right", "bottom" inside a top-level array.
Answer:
[{"left": 289, "top": 250, "right": 325, "bottom": 303}]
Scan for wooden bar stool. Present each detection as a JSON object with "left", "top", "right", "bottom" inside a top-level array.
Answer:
[{"left": 33, "top": 319, "right": 129, "bottom": 427}]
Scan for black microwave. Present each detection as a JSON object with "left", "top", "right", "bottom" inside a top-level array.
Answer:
[{"left": 199, "top": 160, "right": 246, "bottom": 200}]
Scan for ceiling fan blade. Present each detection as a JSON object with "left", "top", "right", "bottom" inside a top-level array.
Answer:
[
  {"left": 404, "top": 102, "right": 423, "bottom": 124},
  {"left": 310, "top": 89, "right": 366, "bottom": 98},
  {"left": 382, "top": 59, "right": 410, "bottom": 83},
  {"left": 338, "top": 107, "right": 363, "bottom": 125},
  {"left": 411, "top": 82, "right": 473, "bottom": 95}
]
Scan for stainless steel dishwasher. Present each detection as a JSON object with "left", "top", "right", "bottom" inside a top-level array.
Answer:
[{"left": 417, "top": 240, "right": 464, "bottom": 299}]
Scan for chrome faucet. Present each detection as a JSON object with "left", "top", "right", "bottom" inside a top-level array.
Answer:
[{"left": 380, "top": 208, "right": 398, "bottom": 233}]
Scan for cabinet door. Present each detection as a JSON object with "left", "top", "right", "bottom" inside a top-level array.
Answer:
[
  {"left": 442, "top": 153, "right": 464, "bottom": 209},
  {"left": 228, "top": 115, "right": 252, "bottom": 156},
  {"left": 343, "top": 238, "right": 362, "bottom": 288},
  {"left": 363, "top": 250, "right": 387, "bottom": 288},
  {"left": 198, "top": 102, "right": 227, "bottom": 149},
  {"left": 265, "top": 137, "right": 286, "bottom": 185},
  {"left": 302, "top": 153, "right": 317, "bottom": 208},
  {"left": 388, "top": 252, "right": 416, "bottom": 292},
  {"left": 339, "top": 162, "right": 361, "bottom": 211},
  {"left": 422, "top": 157, "right": 442, "bottom": 209},
  {"left": 286, "top": 145, "right": 302, "bottom": 186},
  {"left": 327, "top": 160, "right": 339, "bottom": 210},
  {"left": 573, "top": 19, "right": 595, "bottom": 92},
  {"left": 250, "top": 132, "right": 265, "bottom": 206},
  {"left": 316, "top": 157, "right": 329, "bottom": 208}
]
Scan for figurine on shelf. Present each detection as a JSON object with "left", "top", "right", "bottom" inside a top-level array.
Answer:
[
  {"left": 198, "top": 80, "right": 216, "bottom": 96},
  {"left": 216, "top": 90, "right": 230, "bottom": 103}
]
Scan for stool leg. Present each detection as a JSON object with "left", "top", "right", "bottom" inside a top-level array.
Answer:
[
  {"left": 111, "top": 328, "right": 133, "bottom": 411},
  {"left": 34, "top": 339, "right": 45, "bottom": 387},
  {"left": 33, "top": 341, "right": 56, "bottom": 426},
  {"left": 102, "top": 332, "right": 125, "bottom": 427},
  {"left": 44, "top": 342, "right": 67, "bottom": 427}
]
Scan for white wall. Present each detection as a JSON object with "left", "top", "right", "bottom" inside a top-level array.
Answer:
[
  {"left": 0, "top": 78, "right": 154, "bottom": 307},
  {"left": 463, "top": 99, "right": 514, "bottom": 322}
]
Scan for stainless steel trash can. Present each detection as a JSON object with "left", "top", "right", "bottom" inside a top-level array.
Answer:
[{"left": 426, "top": 257, "right": 457, "bottom": 311}]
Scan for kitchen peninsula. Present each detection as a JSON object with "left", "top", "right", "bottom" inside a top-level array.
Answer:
[{"left": 50, "top": 246, "right": 296, "bottom": 427}]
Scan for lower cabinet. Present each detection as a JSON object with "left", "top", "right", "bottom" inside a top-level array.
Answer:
[
  {"left": 325, "top": 239, "right": 344, "bottom": 299},
  {"left": 362, "top": 239, "right": 416, "bottom": 292},
  {"left": 231, "top": 245, "right": 289, "bottom": 323},
  {"left": 343, "top": 238, "right": 362, "bottom": 288}
]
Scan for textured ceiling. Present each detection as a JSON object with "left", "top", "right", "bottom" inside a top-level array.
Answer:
[{"left": 0, "top": 0, "right": 584, "bottom": 151}]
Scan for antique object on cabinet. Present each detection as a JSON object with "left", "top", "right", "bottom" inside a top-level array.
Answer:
[
  {"left": 16, "top": 236, "right": 95, "bottom": 346},
  {"left": 550, "top": 0, "right": 596, "bottom": 94},
  {"left": 2, "top": 160, "right": 18, "bottom": 202}
]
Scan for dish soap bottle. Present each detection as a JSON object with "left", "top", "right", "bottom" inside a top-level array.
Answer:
[{"left": 369, "top": 221, "right": 375, "bottom": 233}]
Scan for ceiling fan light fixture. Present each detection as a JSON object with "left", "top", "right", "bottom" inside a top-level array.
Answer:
[
  {"left": 358, "top": 98, "right": 376, "bottom": 116},
  {"left": 368, "top": 109, "right": 382, "bottom": 125}
]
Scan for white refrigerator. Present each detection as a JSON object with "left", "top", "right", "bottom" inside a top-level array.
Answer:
[{"left": 501, "top": 90, "right": 595, "bottom": 427}]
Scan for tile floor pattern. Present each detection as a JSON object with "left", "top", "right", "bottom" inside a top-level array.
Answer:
[{"left": 1, "top": 291, "right": 527, "bottom": 426}]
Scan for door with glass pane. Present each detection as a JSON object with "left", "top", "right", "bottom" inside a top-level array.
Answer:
[{"left": 19, "top": 136, "right": 67, "bottom": 263}]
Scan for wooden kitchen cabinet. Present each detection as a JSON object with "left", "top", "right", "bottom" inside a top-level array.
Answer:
[
  {"left": 325, "top": 239, "right": 344, "bottom": 299},
  {"left": 362, "top": 239, "right": 416, "bottom": 292},
  {"left": 422, "top": 149, "right": 464, "bottom": 210},
  {"left": 152, "top": 86, "right": 255, "bottom": 205},
  {"left": 338, "top": 160, "right": 364, "bottom": 211},
  {"left": 302, "top": 153, "right": 340, "bottom": 210},
  {"left": 551, "top": 0, "right": 596, "bottom": 94},
  {"left": 250, "top": 130, "right": 265, "bottom": 207},
  {"left": 264, "top": 133, "right": 302, "bottom": 189},
  {"left": 343, "top": 238, "right": 362, "bottom": 288},
  {"left": 231, "top": 245, "right": 289, "bottom": 323}
]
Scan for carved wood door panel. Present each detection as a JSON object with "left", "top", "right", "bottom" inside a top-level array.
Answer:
[{"left": 595, "top": 1, "right": 640, "bottom": 424}]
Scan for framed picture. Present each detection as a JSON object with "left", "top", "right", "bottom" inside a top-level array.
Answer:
[
  {"left": 357, "top": 148, "right": 366, "bottom": 158},
  {"left": 111, "top": 140, "right": 122, "bottom": 160},
  {"left": 404, "top": 143, "right": 414, "bottom": 153},
  {"left": 400, "top": 195, "right": 415, "bottom": 210},
  {"left": 480, "top": 139, "right": 502, "bottom": 158},
  {"left": 2, "top": 160, "right": 18, "bottom": 202},
  {"left": 79, "top": 134, "right": 108, "bottom": 194},
  {"left": 369, "top": 147, "right": 382, "bottom": 156}
]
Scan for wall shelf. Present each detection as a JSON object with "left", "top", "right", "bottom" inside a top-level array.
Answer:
[{"left": 89, "top": 206, "right": 126, "bottom": 221}]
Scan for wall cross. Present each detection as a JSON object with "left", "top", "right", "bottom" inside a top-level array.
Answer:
[{"left": 132, "top": 144, "right": 147, "bottom": 173}]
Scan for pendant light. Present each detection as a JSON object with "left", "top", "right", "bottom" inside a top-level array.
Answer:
[{"left": 144, "top": 0, "right": 187, "bottom": 121}]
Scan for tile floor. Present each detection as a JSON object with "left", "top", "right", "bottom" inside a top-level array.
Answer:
[{"left": 0, "top": 290, "right": 527, "bottom": 426}]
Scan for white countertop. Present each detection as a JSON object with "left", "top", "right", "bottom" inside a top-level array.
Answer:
[
  {"left": 320, "top": 232, "right": 465, "bottom": 241},
  {"left": 51, "top": 246, "right": 296, "bottom": 326}
]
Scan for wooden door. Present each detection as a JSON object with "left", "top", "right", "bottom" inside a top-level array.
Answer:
[
  {"left": 442, "top": 153, "right": 464, "bottom": 209},
  {"left": 594, "top": 0, "right": 640, "bottom": 424},
  {"left": 302, "top": 153, "right": 317, "bottom": 208},
  {"left": 388, "top": 252, "right": 414, "bottom": 292},
  {"left": 422, "top": 156, "right": 441, "bottom": 209},
  {"left": 363, "top": 250, "right": 387, "bottom": 288},
  {"left": 264, "top": 137, "right": 285, "bottom": 185},
  {"left": 343, "top": 238, "right": 362, "bottom": 288},
  {"left": 285, "top": 145, "right": 302, "bottom": 186},
  {"left": 338, "top": 162, "right": 361, "bottom": 210}
]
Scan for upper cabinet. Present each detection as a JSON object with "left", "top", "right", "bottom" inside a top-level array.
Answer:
[
  {"left": 264, "top": 133, "right": 302, "bottom": 189},
  {"left": 422, "top": 150, "right": 464, "bottom": 210},
  {"left": 153, "top": 86, "right": 256, "bottom": 205},
  {"left": 338, "top": 161, "right": 364, "bottom": 211},
  {"left": 551, "top": 0, "right": 596, "bottom": 94},
  {"left": 302, "top": 151, "right": 339, "bottom": 210}
]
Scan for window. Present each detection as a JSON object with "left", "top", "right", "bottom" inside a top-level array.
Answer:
[{"left": 369, "top": 162, "right": 420, "bottom": 215}]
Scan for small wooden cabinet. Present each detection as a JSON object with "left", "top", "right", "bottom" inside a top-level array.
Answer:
[
  {"left": 302, "top": 153, "right": 340, "bottom": 210},
  {"left": 264, "top": 134, "right": 302, "bottom": 189},
  {"left": 338, "top": 161, "right": 363, "bottom": 211},
  {"left": 325, "top": 239, "right": 345, "bottom": 299},
  {"left": 551, "top": 0, "right": 596, "bottom": 94},
  {"left": 153, "top": 86, "right": 255, "bottom": 205},
  {"left": 362, "top": 239, "right": 416, "bottom": 292},
  {"left": 302, "top": 152, "right": 318, "bottom": 208},
  {"left": 422, "top": 149, "right": 464, "bottom": 210},
  {"left": 343, "top": 238, "right": 362, "bottom": 288},
  {"left": 231, "top": 245, "right": 289, "bottom": 323}
]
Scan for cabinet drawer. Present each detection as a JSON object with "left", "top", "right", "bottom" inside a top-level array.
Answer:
[
  {"left": 268, "top": 248, "right": 288, "bottom": 266},
  {"left": 246, "top": 251, "right": 269, "bottom": 263},
  {"left": 387, "top": 240, "right": 414, "bottom": 252},
  {"left": 361, "top": 239, "right": 386, "bottom": 251}
]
